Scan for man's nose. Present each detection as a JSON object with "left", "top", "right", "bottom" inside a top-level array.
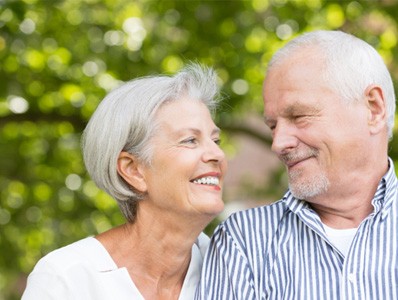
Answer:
[{"left": 271, "top": 123, "right": 299, "bottom": 155}]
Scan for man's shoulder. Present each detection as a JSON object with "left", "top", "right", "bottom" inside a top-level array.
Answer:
[
  {"left": 227, "top": 199, "right": 287, "bottom": 224},
  {"left": 210, "top": 200, "right": 288, "bottom": 254},
  {"left": 217, "top": 199, "right": 288, "bottom": 238}
]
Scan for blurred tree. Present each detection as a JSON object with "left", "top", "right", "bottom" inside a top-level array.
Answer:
[{"left": 1, "top": 0, "right": 398, "bottom": 298}]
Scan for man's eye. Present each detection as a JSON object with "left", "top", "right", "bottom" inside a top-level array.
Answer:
[
  {"left": 294, "top": 115, "right": 310, "bottom": 123},
  {"left": 295, "top": 113, "right": 313, "bottom": 120},
  {"left": 265, "top": 121, "right": 276, "bottom": 131},
  {"left": 214, "top": 138, "right": 221, "bottom": 145}
]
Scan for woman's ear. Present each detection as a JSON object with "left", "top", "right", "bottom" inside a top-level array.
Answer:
[
  {"left": 117, "top": 151, "right": 147, "bottom": 193},
  {"left": 365, "top": 85, "right": 386, "bottom": 135}
]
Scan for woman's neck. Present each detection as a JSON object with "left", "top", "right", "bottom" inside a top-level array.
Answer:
[{"left": 96, "top": 210, "right": 207, "bottom": 299}]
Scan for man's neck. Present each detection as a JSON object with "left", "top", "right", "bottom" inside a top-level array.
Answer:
[{"left": 309, "top": 157, "right": 389, "bottom": 229}]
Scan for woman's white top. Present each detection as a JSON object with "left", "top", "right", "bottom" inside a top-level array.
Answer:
[
  {"left": 323, "top": 223, "right": 358, "bottom": 257},
  {"left": 22, "top": 233, "right": 209, "bottom": 300}
]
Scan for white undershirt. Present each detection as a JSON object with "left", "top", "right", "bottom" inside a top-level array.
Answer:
[{"left": 322, "top": 223, "right": 358, "bottom": 257}]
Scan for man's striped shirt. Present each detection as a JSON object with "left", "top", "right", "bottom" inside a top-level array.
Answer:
[{"left": 196, "top": 159, "right": 398, "bottom": 299}]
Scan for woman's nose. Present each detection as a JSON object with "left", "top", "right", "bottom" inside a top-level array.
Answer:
[{"left": 203, "top": 140, "right": 225, "bottom": 163}]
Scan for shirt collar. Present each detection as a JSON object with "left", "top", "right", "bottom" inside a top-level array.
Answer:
[
  {"left": 283, "top": 157, "right": 398, "bottom": 217},
  {"left": 374, "top": 157, "right": 398, "bottom": 218}
]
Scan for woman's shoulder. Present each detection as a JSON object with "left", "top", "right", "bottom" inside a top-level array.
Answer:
[
  {"left": 33, "top": 236, "right": 115, "bottom": 274},
  {"left": 23, "top": 237, "right": 132, "bottom": 299}
]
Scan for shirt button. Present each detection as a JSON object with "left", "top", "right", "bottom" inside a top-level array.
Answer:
[{"left": 348, "top": 273, "right": 355, "bottom": 282}]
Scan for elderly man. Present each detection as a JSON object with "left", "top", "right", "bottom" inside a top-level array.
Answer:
[{"left": 197, "top": 30, "right": 398, "bottom": 299}]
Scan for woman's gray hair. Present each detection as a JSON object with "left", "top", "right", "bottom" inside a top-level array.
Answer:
[
  {"left": 267, "top": 30, "right": 396, "bottom": 139},
  {"left": 81, "top": 63, "right": 221, "bottom": 222}
]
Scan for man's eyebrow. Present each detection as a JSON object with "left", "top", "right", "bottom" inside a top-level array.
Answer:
[
  {"left": 284, "top": 102, "right": 321, "bottom": 115},
  {"left": 263, "top": 116, "right": 274, "bottom": 126},
  {"left": 263, "top": 102, "right": 321, "bottom": 125}
]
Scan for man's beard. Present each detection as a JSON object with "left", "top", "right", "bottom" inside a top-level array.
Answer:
[
  {"left": 280, "top": 148, "right": 330, "bottom": 200},
  {"left": 288, "top": 168, "right": 329, "bottom": 200}
]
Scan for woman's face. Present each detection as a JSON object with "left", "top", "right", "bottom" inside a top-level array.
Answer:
[{"left": 140, "top": 98, "right": 227, "bottom": 219}]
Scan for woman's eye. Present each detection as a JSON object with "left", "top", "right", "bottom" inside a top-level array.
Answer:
[
  {"left": 214, "top": 138, "right": 221, "bottom": 145},
  {"left": 181, "top": 137, "right": 197, "bottom": 144}
]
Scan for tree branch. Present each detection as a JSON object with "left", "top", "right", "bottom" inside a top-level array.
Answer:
[
  {"left": 1, "top": 112, "right": 272, "bottom": 147},
  {"left": 0, "top": 113, "right": 87, "bottom": 131},
  {"left": 219, "top": 120, "right": 272, "bottom": 146}
]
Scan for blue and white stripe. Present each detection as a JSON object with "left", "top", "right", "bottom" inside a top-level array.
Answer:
[{"left": 196, "top": 158, "right": 398, "bottom": 299}]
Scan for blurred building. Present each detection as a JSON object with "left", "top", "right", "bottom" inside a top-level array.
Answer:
[{"left": 221, "top": 114, "right": 284, "bottom": 220}]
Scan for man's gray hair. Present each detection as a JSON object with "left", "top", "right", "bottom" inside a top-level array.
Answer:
[
  {"left": 81, "top": 63, "right": 221, "bottom": 222},
  {"left": 267, "top": 30, "right": 396, "bottom": 138}
]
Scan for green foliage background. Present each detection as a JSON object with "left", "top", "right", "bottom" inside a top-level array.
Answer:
[{"left": 1, "top": 0, "right": 398, "bottom": 298}]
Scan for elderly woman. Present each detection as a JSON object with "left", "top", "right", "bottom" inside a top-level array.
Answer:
[{"left": 22, "top": 64, "right": 227, "bottom": 299}]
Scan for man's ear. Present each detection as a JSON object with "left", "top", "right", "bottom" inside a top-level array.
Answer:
[
  {"left": 117, "top": 151, "right": 147, "bottom": 193},
  {"left": 365, "top": 85, "right": 386, "bottom": 134}
]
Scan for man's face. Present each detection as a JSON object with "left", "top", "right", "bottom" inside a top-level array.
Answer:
[{"left": 263, "top": 51, "right": 370, "bottom": 202}]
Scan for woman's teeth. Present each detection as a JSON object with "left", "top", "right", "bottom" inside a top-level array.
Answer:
[{"left": 192, "top": 177, "right": 219, "bottom": 186}]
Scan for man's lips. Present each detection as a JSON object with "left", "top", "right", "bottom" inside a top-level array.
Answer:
[
  {"left": 281, "top": 154, "right": 316, "bottom": 169},
  {"left": 279, "top": 147, "right": 318, "bottom": 168},
  {"left": 286, "top": 158, "right": 306, "bottom": 168}
]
